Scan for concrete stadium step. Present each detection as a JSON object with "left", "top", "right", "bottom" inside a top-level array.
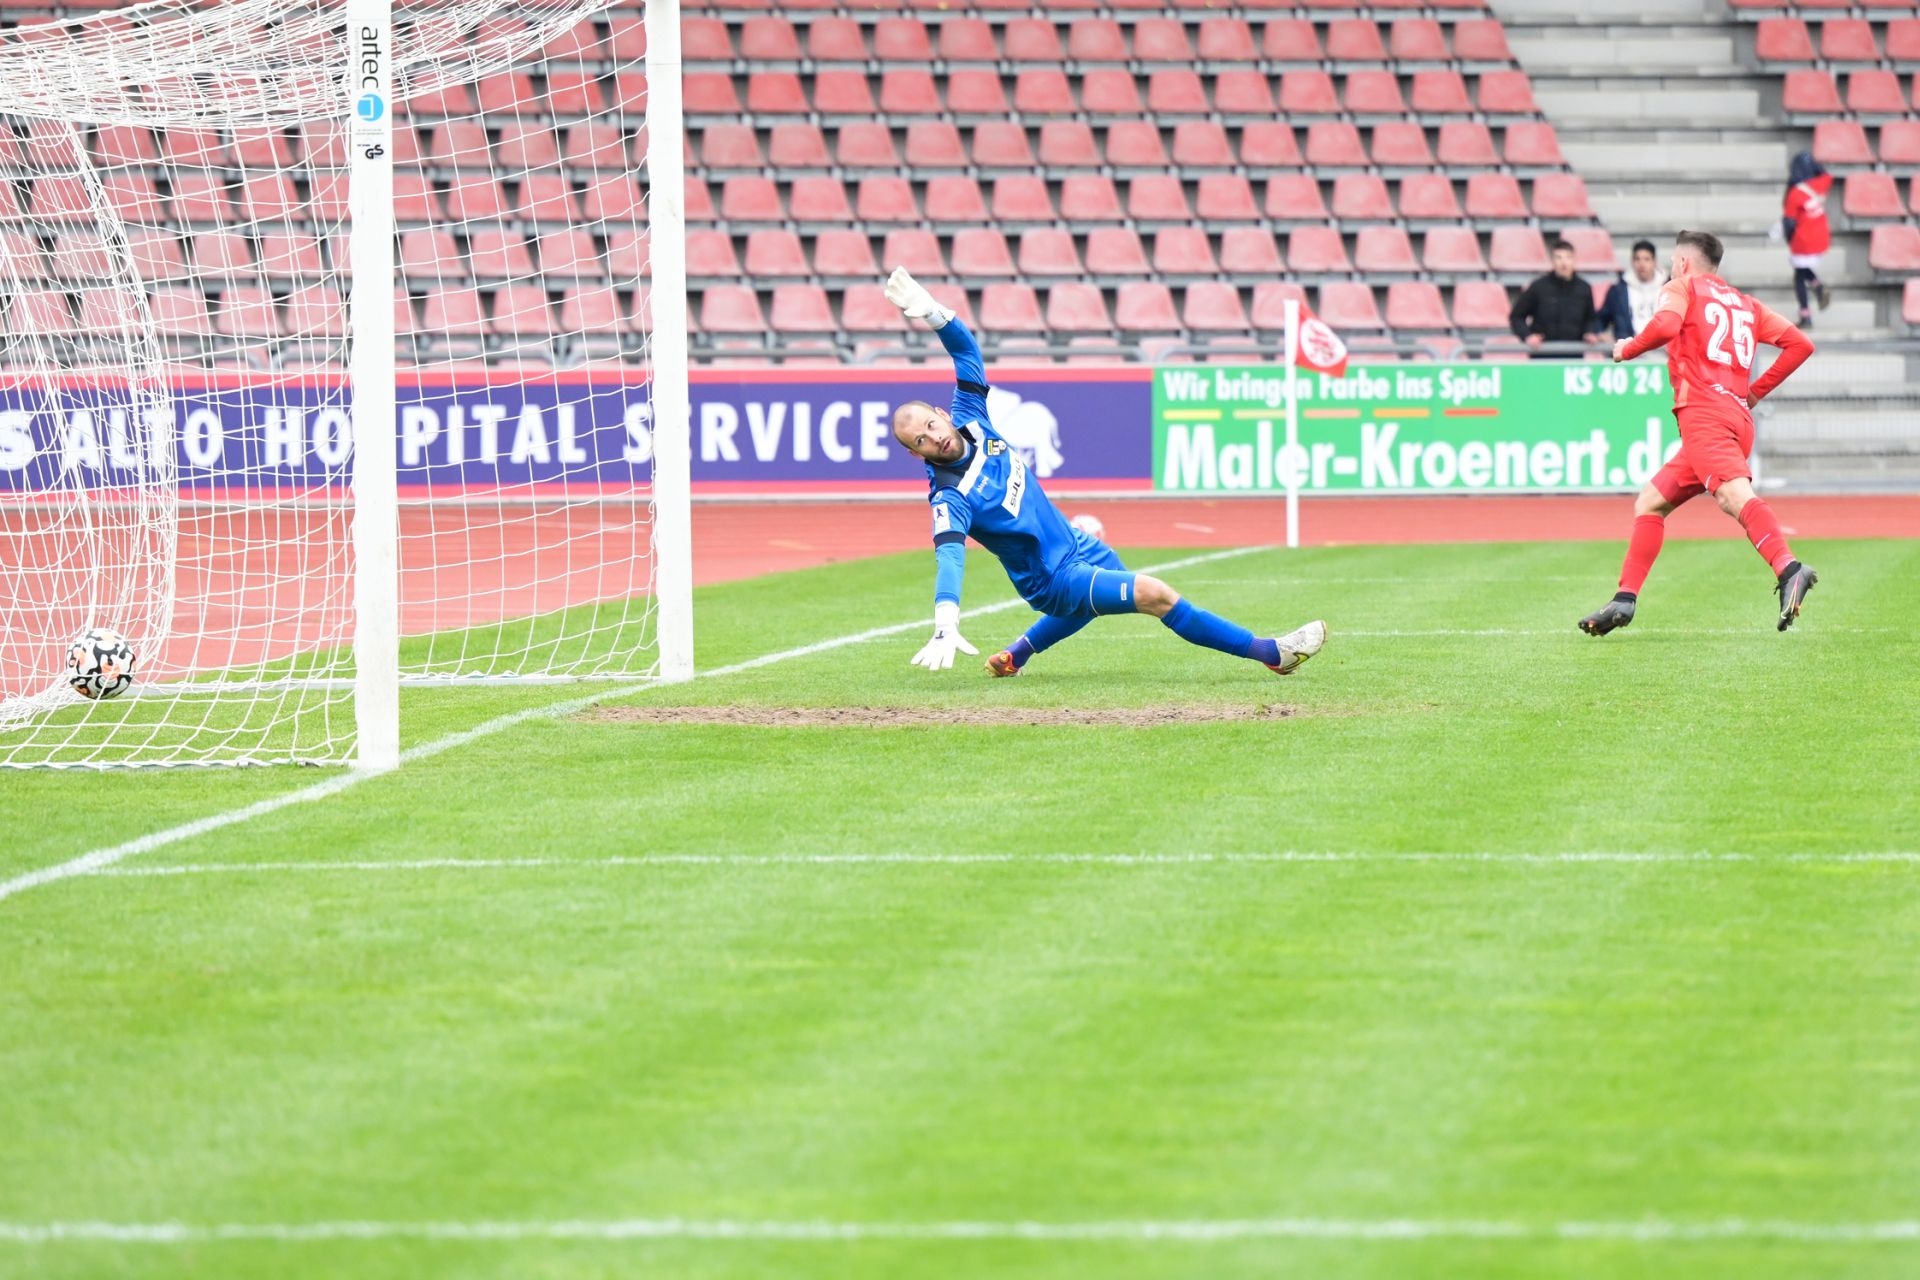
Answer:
[
  {"left": 1533, "top": 80, "right": 1764, "bottom": 128},
  {"left": 1563, "top": 139, "right": 1790, "bottom": 182},
  {"left": 1493, "top": 0, "right": 1714, "bottom": 21},
  {"left": 1585, "top": 184, "right": 1786, "bottom": 234},
  {"left": 1507, "top": 26, "right": 1734, "bottom": 73}
]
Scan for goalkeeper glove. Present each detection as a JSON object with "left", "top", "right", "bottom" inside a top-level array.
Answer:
[
  {"left": 909, "top": 601, "right": 978, "bottom": 671},
  {"left": 885, "top": 266, "right": 953, "bottom": 329}
]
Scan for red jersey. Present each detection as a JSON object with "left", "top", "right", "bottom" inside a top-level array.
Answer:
[
  {"left": 1630, "top": 275, "right": 1808, "bottom": 418},
  {"left": 1784, "top": 173, "right": 1833, "bottom": 256}
]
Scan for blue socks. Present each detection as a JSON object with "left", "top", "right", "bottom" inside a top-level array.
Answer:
[
  {"left": 1163, "top": 598, "right": 1273, "bottom": 664},
  {"left": 1010, "top": 613, "right": 1093, "bottom": 668}
]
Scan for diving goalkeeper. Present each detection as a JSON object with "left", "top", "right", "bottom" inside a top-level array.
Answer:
[{"left": 884, "top": 268, "right": 1326, "bottom": 678}]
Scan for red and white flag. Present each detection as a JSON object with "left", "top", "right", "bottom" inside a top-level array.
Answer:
[{"left": 1293, "top": 304, "right": 1348, "bottom": 378}]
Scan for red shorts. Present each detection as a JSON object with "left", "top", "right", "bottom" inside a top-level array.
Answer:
[{"left": 1650, "top": 405, "right": 1755, "bottom": 503}]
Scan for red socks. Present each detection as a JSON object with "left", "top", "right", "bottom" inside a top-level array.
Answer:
[
  {"left": 1618, "top": 513, "right": 1666, "bottom": 594},
  {"left": 1737, "top": 499, "right": 1797, "bottom": 576}
]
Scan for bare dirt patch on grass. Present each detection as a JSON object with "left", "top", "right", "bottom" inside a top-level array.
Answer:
[{"left": 586, "top": 704, "right": 1299, "bottom": 728}]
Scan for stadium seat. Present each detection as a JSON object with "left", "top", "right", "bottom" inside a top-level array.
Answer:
[
  {"left": 948, "top": 69, "right": 1012, "bottom": 117},
  {"left": 1215, "top": 70, "right": 1278, "bottom": 117},
  {"left": 1325, "top": 19, "right": 1387, "bottom": 63},
  {"left": 1038, "top": 121, "right": 1101, "bottom": 168},
  {"left": 1240, "top": 122, "right": 1302, "bottom": 167},
  {"left": 606, "top": 230, "right": 648, "bottom": 281},
  {"left": 1848, "top": 70, "right": 1906, "bottom": 116},
  {"left": 1754, "top": 17, "right": 1814, "bottom": 62},
  {"left": 982, "top": 282, "right": 1045, "bottom": 333},
  {"left": 1197, "top": 18, "right": 1258, "bottom": 62},
  {"left": 701, "top": 14, "right": 756, "bottom": 58},
  {"left": 1371, "top": 121, "right": 1434, "bottom": 167},
  {"left": 1183, "top": 282, "right": 1249, "bottom": 333},
  {"left": 1821, "top": 19, "right": 1878, "bottom": 63},
  {"left": 950, "top": 226, "right": 1017, "bottom": 276},
  {"left": 1152, "top": 227, "right": 1219, "bottom": 276},
  {"left": 215, "top": 286, "right": 280, "bottom": 340},
  {"left": 1331, "top": 173, "right": 1394, "bottom": 221},
  {"left": 1531, "top": 173, "right": 1593, "bottom": 219},
  {"left": 1451, "top": 280, "right": 1512, "bottom": 330},
  {"left": 879, "top": 69, "right": 943, "bottom": 116},
  {"left": 1503, "top": 123, "right": 1565, "bottom": 168},
  {"left": 1385, "top": 281, "right": 1449, "bottom": 332},
  {"left": 1464, "top": 172, "right": 1529, "bottom": 220},
  {"left": 701, "top": 124, "right": 762, "bottom": 170},
  {"left": 127, "top": 228, "right": 189, "bottom": 281},
  {"left": 1318, "top": 282, "right": 1384, "bottom": 331},
  {"left": 161, "top": 126, "right": 233, "bottom": 167},
  {"left": 770, "top": 284, "right": 836, "bottom": 334},
  {"left": 488, "top": 285, "right": 556, "bottom": 339},
  {"left": 1082, "top": 69, "right": 1143, "bottom": 116},
  {"left": 1068, "top": 19, "right": 1128, "bottom": 62},
  {"left": 188, "top": 230, "right": 252, "bottom": 279},
  {"left": 1344, "top": 71, "right": 1408, "bottom": 116},
  {"left": 1905, "top": 277, "right": 1920, "bottom": 328},
  {"left": 1812, "top": 120, "right": 1874, "bottom": 167},
  {"left": 496, "top": 121, "right": 561, "bottom": 170},
  {"left": 1489, "top": 225, "right": 1550, "bottom": 274},
  {"left": 557, "top": 122, "right": 620, "bottom": 170},
  {"left": 1064, "top": 174, "right": 1126, "bottom": 223},
  {"left": 392, "top": 174, "right": 439, "bottom": 224},
  {"left": 872, "top": 17, "right": 934, "bottom": 61},
  {"left": 1250, "top": 282, "right": 1309, "bottom": 332},
  {"left": 77, "top": 290, "right": 139, "bottom": 334},
  {"left": 809, "top": 17, "right": 870, "bottom": 61},
  {"left": 1046, "top": 282, "right": 1112, "bottom": 333},
  {"left": 94, "top": 124, "right": 158, "bottom": 165},
  {"left": 743, "top": 229, "right": 810, "bottom": 278},
  {"left": 1015, "top": 68, "right": 1078, "bottom": 116},
  {"left": 1195, "top": 174, "right": 1260, "bottom": 221},
  {"left": 905, "top": 122, "right": 967, "bottom": 170},
  {"left": 699, "top": 284, "right": 765, "bottom": 334},
  {"left": 1881, "top": 120, "right": 1920, "bottom": 166},
  {"left": 283, "top": 284, "right": 344, "bottom": 339},
  {"left": 1004, "top": 18, "right": 1063, "bottom": 61},
  {"left": 1261, "top": 19, "right": 1322, "bottom": 63},
  {"left": 1219, "top": 227, "right": 1284, "bottom": 275},
  {"left": 1279, "top": 70, "right": 1340, "bottom": 114},
  {"left": 1844, "top": 172, "right": 1907, "bottom": 218},
  {"left": 1305, "top": 121, "right": 1367, "bottom": 168},
  {"left": 1437, "top": 121, "right": 1498, "bottom": 167},
  {"left": 1354, "top": 225, "right": 1419, "bottom": 273},
  {"left": 1397, "top": 172, "right": 1466, "bottom": 220},
  {"left": 992, "top": 175, "right": 1057, "bottom": 223},
  {"left": 558, "top": 287, "right": 624, "bottom": 336},
  {"left": 577, "top": 173, "right": 639, "bottom": 221},
  {"left": 1114, "top": 281, "right": 1180, "bottom": 333},
  {"left": 1288, "top": 226, "right": 1351, "bottom": 273},
  {"left": 1782, "top": 70, "right": 1844, "bottom": 116},
  {"left": 854, "top": 176, "right": 915, "bottom": 222},
  {"left": 1127, "top": 174, "right": 1191, "bottom": 221},
  {"left": 881, "top": 228, "right": 947, "bottom": 277},
  {"left": 834, "top": 122, "right": 898, "bottom": 169},
  {"left": 1889, "top": 19, "right": 1920, "bottom": 64},
  {"left": 1477, "top": 70, "right": 1538, "bottom": 115},
  {"left": 1422, "top": 227, "right": 1486, "bottom": 272},
  {"left": 544, "top": 71, "right": 606, "bottom": 116},
  {"left": 1019, "top": 227, "right": 1084, "bottom": 276},
  {"left": 684, "top": 177, "right": 715, "bottom": 223},
  {"left": 468, "top": 229, "right": 535, "bottom": 277},
  {"left": 938, "top": 18, "right": 998, "bottom": 62},
  {"left": 1265, "top": 174, "right": 1328, "bottom": 220},
  {"left": 1109, "top": 121, "right": 1170, "bottom": 169},
  {"left": 44, "top": 231, "right": 106, "bottom": 283},
  {"left": 1452, "top": 19, "right": 1512, "bottom": 63},
  {"left": 720, "top": 176, "right": 782, "bottom": 223},
  {"left": 1410, "top": 70, "right": 1472, "bottom": 114},
  {"left": 1133, "top": 18, "right": 1194, "bottom": 62},
  {"left": 1561, "top": 227, "right": 1615, "bottom": 274},
  {"left": 149, "top": 287, "right": 215, "bottom": 337},
  {"left": 974, "top": 121, "right": 1038, "bottom": 169},
  {"left": 1172, "top": 121, "right": 1236, "bottom": 169},
  {"left": 816, "top": 70, "right": 878, "bottom": 117}
]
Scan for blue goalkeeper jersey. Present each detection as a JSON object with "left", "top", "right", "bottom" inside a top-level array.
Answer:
[{"left": 924, "top": 318, "right": 1082, "bottom": 608}]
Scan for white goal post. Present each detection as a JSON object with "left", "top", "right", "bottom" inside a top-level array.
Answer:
[{"left": 0, "top": 0, "right": 691, "bottom": 769}]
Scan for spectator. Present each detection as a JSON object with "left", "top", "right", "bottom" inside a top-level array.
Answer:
[
  {"left": 1595, "top": 239, "right": 1666, "bottom": 340},
  {"left": 1779, "top": 151, "right": 1833, "bottom": 326},
  {"left": 1509, "top": 239, "right": 1602, "bottom": 358}
]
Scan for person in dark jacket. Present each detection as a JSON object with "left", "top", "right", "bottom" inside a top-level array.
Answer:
[
  {"left": 1509, "top": 240, "right": 1602, "bottom": 358},
  {"left": 1595, "top": 239, "right": 1666, "bottom": 340}
]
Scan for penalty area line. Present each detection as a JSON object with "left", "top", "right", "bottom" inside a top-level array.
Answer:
[
  {"left": 0, "top": 545, "right": 1277, "bottom": 907},
  {"left": 0, "top": 1216, "right": 1917, "bottom": 1245}
]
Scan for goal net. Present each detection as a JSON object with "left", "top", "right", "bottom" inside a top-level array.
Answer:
[{"left": 0, "top": 0, "right": 691, "bottom": 768}]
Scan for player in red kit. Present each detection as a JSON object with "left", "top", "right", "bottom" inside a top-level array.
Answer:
[{"left": 1579, "top": 230, "right": 1819, "bottom": 637}]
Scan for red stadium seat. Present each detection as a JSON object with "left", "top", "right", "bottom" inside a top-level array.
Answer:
[
  {"left": 816, "top": 70, "right": 878, "bottom": 117},
  {"left": 427, "top": 119, "right": 487, "bottom": 165},
  {"left": 685, "top": 177, "right": 714, "bottom": 223},
  {"left": 1325, "top": 18, "right": 1387, "bottom": 62},
  {"left": 1905, "top": 278, "right": 1920, "bottom": 328},
  {"left": 1004, "top": 18, "right": 1063, "bottom": 61},
  {"left": 744, "top": 229, "right": 809, "bottom": 278},
  {"left": 1890, "top": 19, "right": 1920, "bottom": 63},
  {"left": 878, "top": 69, "right": 942, "bottom": 116},
  {"left": 1172, "top": 122, "right": 1236, "bottom": 168},
  {"left": 468, "top": 229, "right": 534, "bottom": 277},
  {"left": 1400, "top": 174, "right": 1463, "bottom": 221},
  {"left": 161, "top": 126, "right": 232, "bottom": 167},
  {"left": 391, "top": 174, "right": 438, "bottom": 224},
  {"left": 1881, "top": 121, "right": 1920, "bottom": 166},
  {"left": 809, "top": 17, "right": 870, "bottom": 61},
  {"left": 1153, "top": 227, "right": 1219, "bottom": 276},
  {"left": 1844, "top": 172, "right": 1906, "bottom": 218},
  {"left": 853, "top": 177, "right": 914, "bottom": 222},
  {"left": 720, "top": 176, "right": 782, "bottom": 223},
  {"left": 94, "top": 124, "right": 158, "bottom": 165},
  {"left": 881, "top": 228, "right": 947, "bottom": 277},
  {"left": 702, "top": 124, "right": 762, "bottom": 170},
  {"left": 1822, "top": 19, "right": 1878, "bottom": 63},
  {"left": 1848, "top": 70, "right": 1906, "bottom": 115},
  {"left": 699, "top": 285, "right": 766, "bottom": 334},
  {"left": 1755, "top": 18, "right": 1814, "bottom": 62},
  {"left": 127, "top": 228, "right": 190, "bottom": 281},
  {"left": 1197, "top": 18, "right": 1258, "bottom": 62},
  {"left": 1279, "top": 71, "right": 1340, "bottom": 114},
  {"left": 1465, "top": 172, "right": 1528, "bottom": 219},
  {"left": 927, "top": 177, "right": 990, "bottom": 224},
  {"left": 477, "top": 72, "right": 539, "bottom": 116},
  {"left": 1344, "top": 70, "right": 1407, "bottom": 115},
  {"left": 1184, "top": 282, "right": 1249, "bottom": 333},
  {"left": 1385, "top": 282, "right": 1449, "bottom": 332},
  {"left": 1318, "top": 282, "right": 1383, "bottom": 331},
  {"left": 992, "top": 175, "right": 1057, "bottom": 223},
  {"left": 1251, "top": 282, "right": 1309, "bottom": 332},
  {"left": 283, "top": 284, "right": 344, "bottom": 339},
  {"left": 1371, "top": 122, "right": 1434, "bottom": 167},
  {"left": 1410, "top": 70, "right": 1472, "bottom": 114},
  {"left": 1561, "top": 227, "right": 1615, "bottom": 274},
  {"left": 739, "top": 72, "right": 802, "bottom": 116},
  {"left": 1452, "top": 19, "right": 1511, "bottom": 63},
  {"left": 149, "top": 288, "right": 215, "bottom": 337},
  {"left": 1265, "top": 174, "right": 1328, "bottom": 220},
  {"left": 1261, "top": 19, "right": 1322, "bottom": 63},
  {"left": 1195, "top": 174, "right": 1260, "bottom": 220},
  {"left": 1503, "top": 123, "right": 1565, "bottom": 167},
  {"left": 1355, "top": 225, "right": 1418, "bottom": 273},
  {"left": 1305, "top": 121, "right": 1367, "bottom": 167},
  {"left": 1452, "top": 280, "right": 1512, "bottom": 330},
  {"left": 686, "top": 230, "right": 742, "bottom": 281},
  {"left": 77, "top": 290, "right": 140, "bottom": 334},
  {"left": 834, "top": 122, "right": 898, "bottom": 169},
  {"left": 214, "top": 287, "right": 280, "bottom": 340},
  {"left": 1288, "top": 226, "right": 1351, "bottom": 273},
  {"left": 1046, "top": 283, "right": 1112, "bottom": 334},
  {"left": 982, "top": 282, "right": 1045, "bottom": 333},
  {"left": 545, "top": 71, "right": 606, "bottom": 115},
  {"left": 965, "top": 122, "right": 1031, "bottom": 170},
  {"left": 1082, "top": 69, "right": 1143, "bottom": 115},
  {"left": 1390, "top": 19, "right": 1449, "bottom": 62},
  {"left": 189, "top": 230, "right": 253, "bottom": 279},
  {"left": 1064, "top": 174, "right": 1126, "bottom": 223},
  {"left": 1782, "top": 70, "right": 1843, "bottom": 115},
  {"left": 948, "top": 69, "right": 1012, "bottom": 116},
  {"left": 1532, "top": 173, "right": 1593, "bottom": 219},
  {"left": 905, "top": 121, "right": 967, "bottom": 169},
  {"left": 1215, "top": 70, "right": 1278, "bottom": 116},
  {"left": 1114, "top": 281, "right": 1180, "bottom": 333},
  {"left": 499, "top": 121, "right": 561, "bottom": 169},
  {"left": 558, "top": 286, "right": 623, "bottom": 335},
  {"left": 708, "top": 15, "right": 763, "bottom": 58},
  {"left": 1477, "top": 70, "right": 1537, "bottom": 115},
  {"left": 1133, "top": 18, "right": 1194, "bottom": 62},
  {"left": 1812, "top": 120, "right": 1873, "bottom": 167},
  {"left": 1220, "top": 227, "right": 1284, "bottom": 275},
  {"left": 1422, "top": 227, "right": 1486, "bottom": 273},
  {"left": 1068, "top": 19, "right": 1128, "bottom": 62},
  {"left": 1015, "top": 68, "right": 1077, "bottom": 115},
  {"left": 1127, "top": 174, "right": 1191, "bottom": 221},
  {"left": 1489, "top": 225, "right": 1550, "bottom": 274},
  {"left": 938, "top": 18, "right": 998, "bottom": 62},
  {"left": 1437, "top": 121, "right": 1498, "bottom": 167},
  {"left": 232, "top": 126, "right": 294, "bottom": 168},
  {"left": 1331, "top": 173, "right": 1394, "bottom": 220},
  {"left": 1240, "top": 123, "right": 1301, "bottom": 167},
  {"left": 951, "top": 227, "right": 1016, "bottom": 276},
  {"left": 1019, "top": 227, "right": 1084, "bottom": 276},
  {"left": 770, "top": 284, "right": 836, "bottom": 334},
  {"left": 873, "top": 18, "right": 935, "bottom": 61},
  {"left": 1108, "top": 121, "right": 1169, "bottom": 169},
  {"left": 1038, "top": 121, "right": 1101, "bottom": 168}
]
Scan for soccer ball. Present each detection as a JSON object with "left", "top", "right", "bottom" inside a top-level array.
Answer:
[
  {"left": 1069, "top": 512, "right": 1106, "bottom": 542},
  {"left": 67, "top": 627, "right": 137, "bottom": 700}
]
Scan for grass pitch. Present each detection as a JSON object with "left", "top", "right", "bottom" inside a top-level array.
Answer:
[{"left": 3, "top": 535, "right": 1919, "bottom": 1279}]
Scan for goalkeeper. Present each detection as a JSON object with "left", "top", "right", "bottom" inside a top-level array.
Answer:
[{"left": 884, "top": 268, "right": 1326, "bottom": 678}]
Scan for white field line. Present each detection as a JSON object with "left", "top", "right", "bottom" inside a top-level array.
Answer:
[
  {"left": 0, "top": 546, "right": 1276, "bottom": 906},
  {"left": 90, "top": 850, "right": 1920, "bottom": 879},
  {"left": 0, "top": 1217, "right": 1916, "bottom": 1245}
]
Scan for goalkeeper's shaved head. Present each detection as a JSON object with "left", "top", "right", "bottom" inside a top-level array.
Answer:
[{"left": 893, "top": 400, "right": 966, "bottom": 464}]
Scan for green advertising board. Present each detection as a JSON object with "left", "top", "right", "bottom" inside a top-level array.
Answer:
[{"left": 1152, "top": 362, "right": 1681, "bottom": 495}]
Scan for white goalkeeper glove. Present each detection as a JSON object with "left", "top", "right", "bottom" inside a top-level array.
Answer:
[
  {"left": 909, "top": 601, "right": 977, "bottom": 671},
  {"left": 885, "top": 266, "right": 953, "bottom": 329}
]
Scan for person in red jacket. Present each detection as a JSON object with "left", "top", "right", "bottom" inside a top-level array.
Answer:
[{"left": 1782, "top": 151, "right": 1833, "bottom": 326}]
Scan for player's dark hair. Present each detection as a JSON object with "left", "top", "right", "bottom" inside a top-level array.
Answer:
[
  {"left": 1631, "top": 239, "right": 1657, "bottom": 257},
  {"left": 1675, "top": 230, "right": 1723, "bottom": 270},
  {"left": 1549, "top": 238, "right": 1575, "bottom": 256}
]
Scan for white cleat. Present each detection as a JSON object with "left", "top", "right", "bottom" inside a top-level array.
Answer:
[{"left": 1265, "top": 619, "right": 1327, "bottom": 676}]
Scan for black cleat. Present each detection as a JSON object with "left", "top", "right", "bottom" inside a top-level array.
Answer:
[
  {"left": 1775, "top": 562, "right": 1818, "bottom": 631},
  {"left": 1579, "top": 593, "right": 1637, "bottom": 637}
]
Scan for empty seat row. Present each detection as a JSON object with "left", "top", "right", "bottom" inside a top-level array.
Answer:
[
  {"left": 1811, "top": 118, "right": 1920, "bottom": 166},
  {"left": 689, "top": 169, "right": 1585, "bottom": 225},
  {"left": 82, "top": 121, "right": 648, "bottom": 174},
  {"left": 688, "top": 223, "right": 1616, "bottom": 279},
  {"left": 3, "top": 285, "right": 345, "bottom": 340},
  {"left": 1783, "top": 68, "right": 1920, "bottom": 115},
  {"left": 688, "top": 0, "right": 1494, "bottom": 19},
  {"left": 404, "top": 71, "right": 648, "bottom": 118},
  {"left": 397, "top": 227, "right": 649, "bottom": 280},
  {"left": 1756, "top": 17, "right": 1920, "bottom": 64},
  {"left": 82, "top": 170, "right": 648, "bottom": 227},
  {"left": 687, "top": 67, "right": 1540, "bottom": 118},
  {"left": 688, "top": 15, "right": 1515, "bottom": 65},
  {"left": 695, "top": 118, "right": 1555, "bottom": 173},
  {"left": 1838, "top": 170, "right": 1920, "bottom": 217}
]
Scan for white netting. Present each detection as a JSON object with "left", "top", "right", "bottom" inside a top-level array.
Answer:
[{"left": 0, "top": 0, "right": 664, "bottom": 767}]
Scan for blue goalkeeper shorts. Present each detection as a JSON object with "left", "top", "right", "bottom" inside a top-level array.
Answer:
[{"left": 1035, "top": 531, "right": 1132, "bottom": 620}]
